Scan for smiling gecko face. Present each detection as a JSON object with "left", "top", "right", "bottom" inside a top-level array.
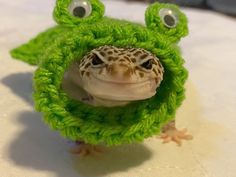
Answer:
[{"left": 64, "top": 45, "right": 164, "bottom": 106}]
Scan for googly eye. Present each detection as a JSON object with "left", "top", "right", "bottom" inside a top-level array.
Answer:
[
  {"left": 69, "top": 0, "right": 92, "bottom": 18},
  {"left": 159, "top": 8, "right": 178, "bottom": 28}
]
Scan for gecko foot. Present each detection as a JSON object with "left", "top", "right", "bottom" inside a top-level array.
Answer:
[
  {"left": 70, "top": 141, "right": 105, "bottom": 156},
  {"left": 159, "top": 128, "right": 193, "bottom": 146}
]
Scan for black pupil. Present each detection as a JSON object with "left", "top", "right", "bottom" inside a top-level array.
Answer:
[
  {"left": 164, "top": 15, "right": 175, "bottom": 27},
  {"left": 73, "top": 6, "right": 86, "bottom": 18},
  {"left": 92, "top": 55, "right": 104, "bottom": 65},
  {"left": 141, "top": 60, "right": 152, "bottom": 70}
]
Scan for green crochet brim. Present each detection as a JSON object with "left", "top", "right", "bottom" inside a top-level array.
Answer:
[{"left": 13, "top": 18, "right": 188, "bottom": 146}]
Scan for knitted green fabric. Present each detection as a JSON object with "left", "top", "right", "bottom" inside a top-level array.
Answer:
[{"left": 10, "top": 1, "right": 188, "bottom": 146}]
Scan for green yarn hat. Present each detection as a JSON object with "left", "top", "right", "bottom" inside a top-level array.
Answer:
[{"left": 10, "top": 1, "right": 188, "bottom": 146}]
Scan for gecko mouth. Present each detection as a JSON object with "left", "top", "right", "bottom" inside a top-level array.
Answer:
[
  {"left": 62, "top": 71, "right": 157, "bottom": 107},
  {"left": 83, "top": 73, "right": 157, "bottom": 101},
  {"left": 91, "top": 72, "right": 152, "bottom": 85}
]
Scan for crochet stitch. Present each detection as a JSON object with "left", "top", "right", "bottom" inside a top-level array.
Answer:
[{"left": 10, "top": 1, "right": 188, "bottom": 146}]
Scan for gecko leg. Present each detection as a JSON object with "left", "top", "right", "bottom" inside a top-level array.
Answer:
[{"left": 159, "top": 120, "right": 193, "bottom": 146}]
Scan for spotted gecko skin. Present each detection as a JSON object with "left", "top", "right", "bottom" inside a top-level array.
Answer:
[{"left": 63, "top": 45, "right": 164, "bottom": 107}]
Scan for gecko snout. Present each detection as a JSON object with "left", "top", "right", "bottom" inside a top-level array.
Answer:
[{"left": 108, "top": 63, "right": 133, "bottom": 80}]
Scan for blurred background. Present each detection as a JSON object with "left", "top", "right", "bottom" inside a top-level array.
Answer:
[{"left": 128, "top": 0, "right": 236, "bottom": 15}]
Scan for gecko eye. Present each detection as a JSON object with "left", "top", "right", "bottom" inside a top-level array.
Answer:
[
  {"left": 92, "top": 54, "right": 104, "bottom": 66},
  {"left": 159, "top": 8, "right": 178, "bottom": 28},
  {"left": 141, "top": 59, "right": 153, "bottom": 70},
  {"left": 69, "top": 0, "right": 92, "bottom": 18}
]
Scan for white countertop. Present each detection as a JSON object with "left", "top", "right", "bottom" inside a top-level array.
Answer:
[{"left": 0, "top": 0, "right": 236, "bottom": 177}]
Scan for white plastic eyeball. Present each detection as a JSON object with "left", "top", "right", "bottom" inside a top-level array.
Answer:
[
  {"left": 159, "top": 8, "right": 178, "bottom": 28},
  {"left": 69, "top": 0, "right": 92, "bottom": 18}
]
